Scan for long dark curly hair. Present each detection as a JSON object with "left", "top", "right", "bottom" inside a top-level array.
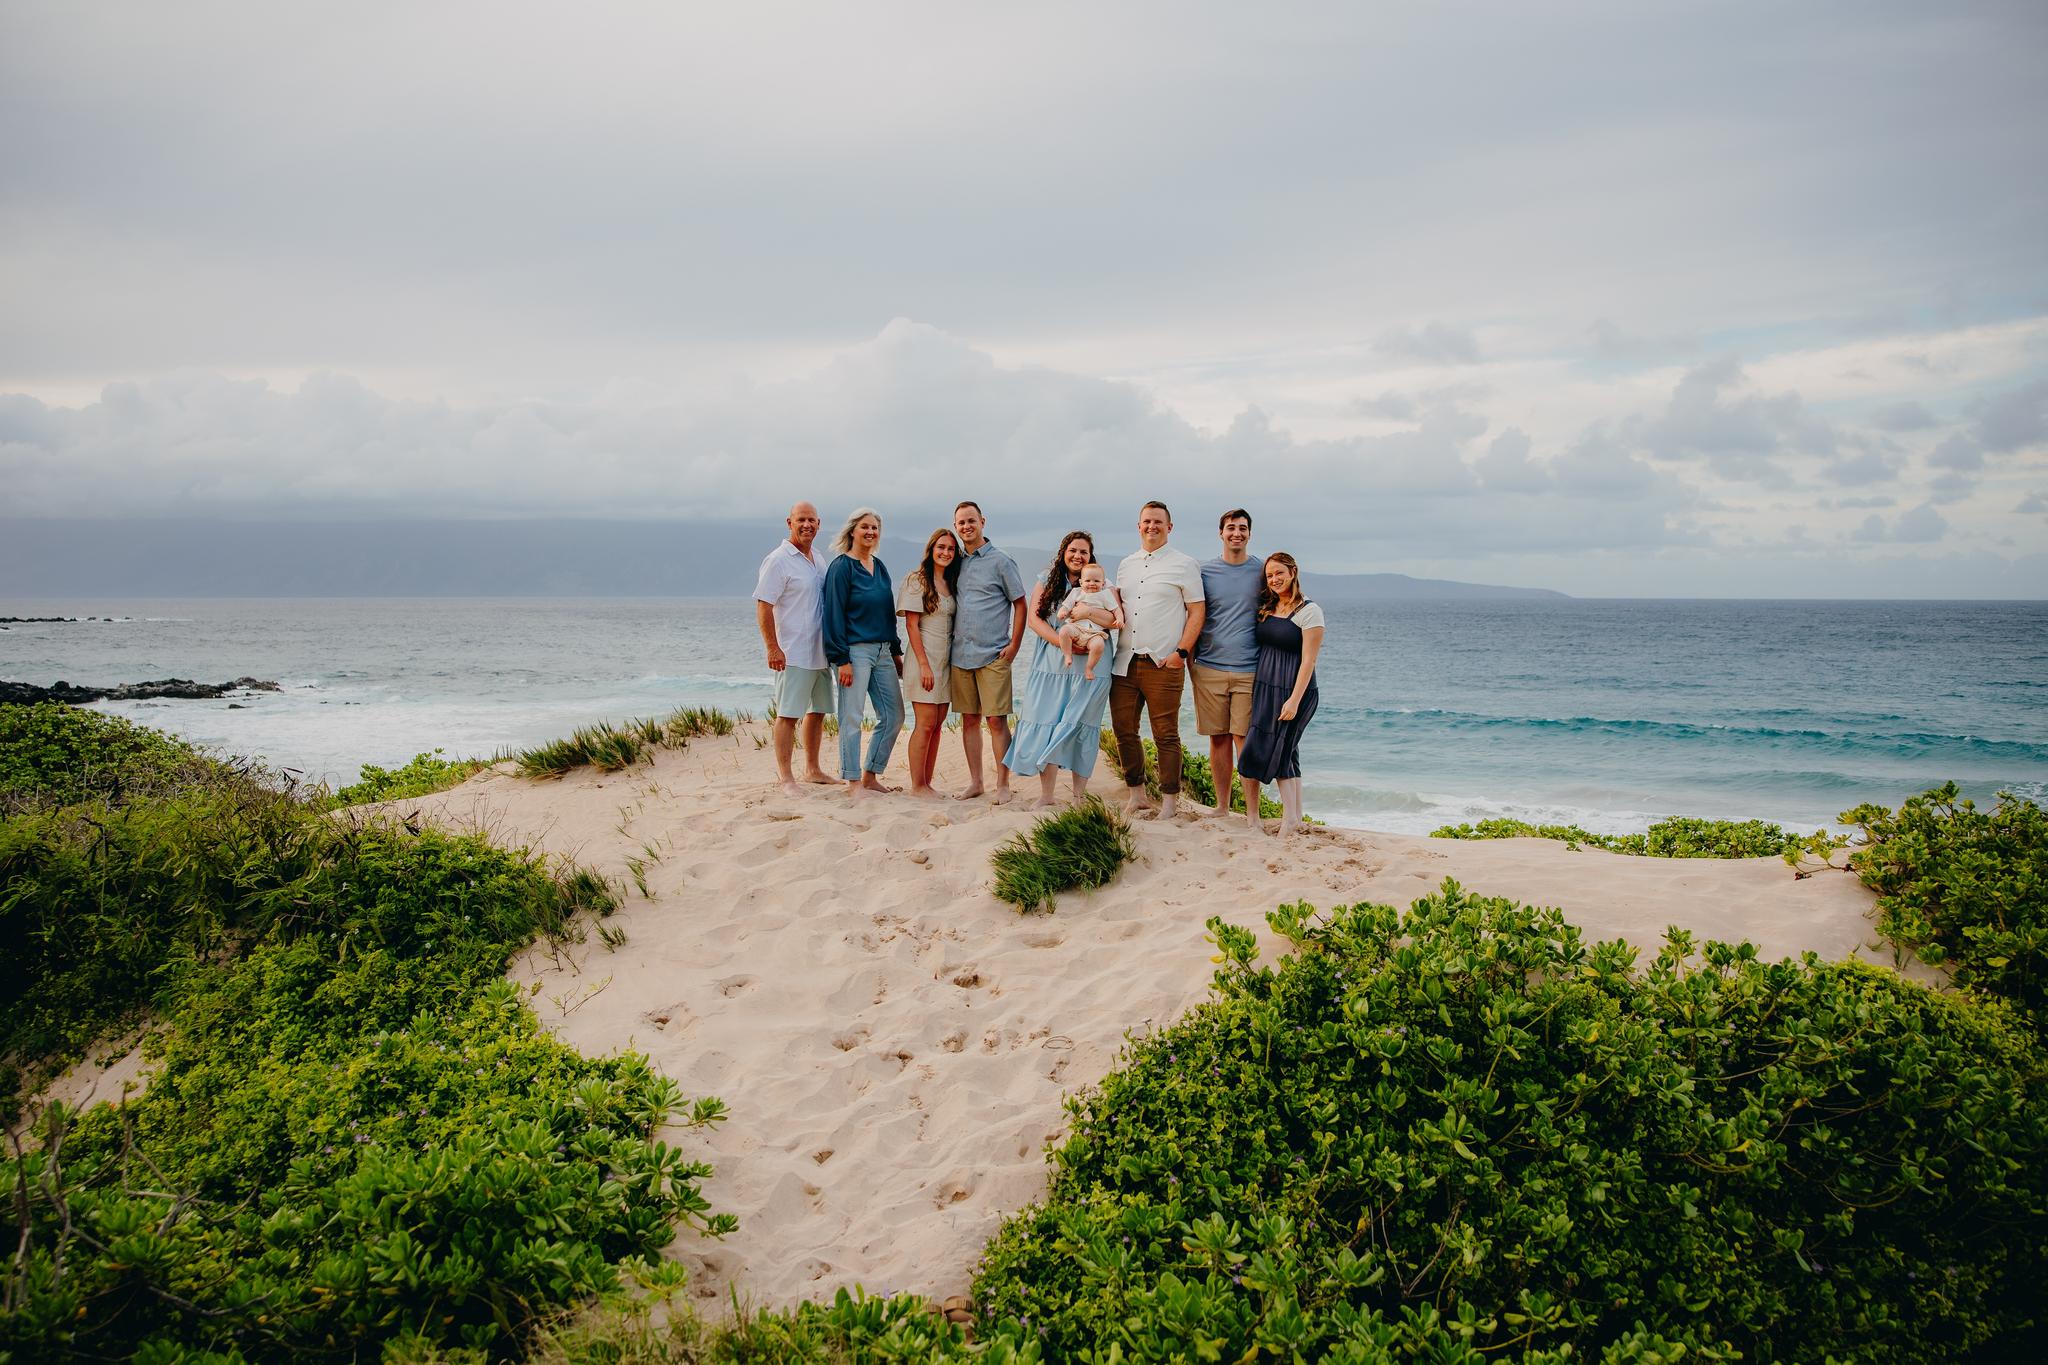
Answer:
[
  {"left": 912, "top": 528, "right": 963, "bottom": 615},
  {"left": 1037, "top": 531, "right": 1095, "bottom": 624},
  {"left": 1257, "top": 551, "right": 1304, "bottom": 620}
]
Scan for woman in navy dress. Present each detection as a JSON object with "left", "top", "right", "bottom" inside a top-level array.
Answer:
[{"left": 1237, "top": 551, "right": 1324, "bottom": 834}]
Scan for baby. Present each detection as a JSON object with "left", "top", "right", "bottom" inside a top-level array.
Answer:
[{"left": 1056, "top": 564, "right": 1123, "bottom": 680}]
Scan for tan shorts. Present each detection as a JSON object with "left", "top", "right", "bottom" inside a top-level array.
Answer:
[
  {"left": 950, "top": 657, "right": 1013, "bottom": 716},
  {"left": 1190, "top": 664, "right": 1255, "bottom": 736}
]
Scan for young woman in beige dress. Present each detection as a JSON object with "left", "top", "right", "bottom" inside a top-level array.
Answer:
[{"left": 898, "top": 528, "right": 962, "bottom": 798}]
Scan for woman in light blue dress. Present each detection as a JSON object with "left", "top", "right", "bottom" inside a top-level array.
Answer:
[{"left": 1007, "top": 531, "right": 1121, "bottom": 808}]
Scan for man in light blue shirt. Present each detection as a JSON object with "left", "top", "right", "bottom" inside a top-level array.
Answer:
[
  {"left": 1192, "top": 507, "right": 1264, "bottom": 813},
  {"left": 948, "top": 500, "right": 1027, "bottom": 802}
]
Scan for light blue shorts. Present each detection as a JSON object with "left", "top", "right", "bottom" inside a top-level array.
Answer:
[{"left": 774, "top": 665, "right": 833, "bottom": 717}]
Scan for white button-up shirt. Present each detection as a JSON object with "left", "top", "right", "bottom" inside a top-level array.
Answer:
[
  {"left": 753, "top": 539, "right": 827, "bottom": 671},
  {"left": 1112, "top": 544, "right": 1205, "bottom": 676}
]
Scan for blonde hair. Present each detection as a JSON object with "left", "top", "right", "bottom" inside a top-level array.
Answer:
[{"left": 832, "top": 507, "right": 883, "bottom": 557}]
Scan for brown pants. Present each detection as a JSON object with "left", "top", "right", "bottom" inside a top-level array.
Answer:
[{"left": 1111, "top": 656, "right": 1187, "bottom": 794}]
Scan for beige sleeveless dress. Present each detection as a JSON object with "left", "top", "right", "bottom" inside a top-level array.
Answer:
[{"left": 896, "top": 573, "right": 956, "bottom": 704}]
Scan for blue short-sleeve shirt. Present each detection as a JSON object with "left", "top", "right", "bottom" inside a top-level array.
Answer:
[
  {"left": 1196, "top": 555, "right": 1266, "bottom": 671},
  {"left": 951, "top": 542, "right": 1025, "bottom": 669}
]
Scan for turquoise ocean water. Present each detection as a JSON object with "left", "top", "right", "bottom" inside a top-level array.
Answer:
[{"left": 3, "top": 596, "right": 2043, "bottom": 835}]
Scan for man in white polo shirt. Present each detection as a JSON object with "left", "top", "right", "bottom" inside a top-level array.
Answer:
[
  {"left": 753, "top": 500, "right": 834, "bottom": 796},
  {"left": 1111, "top": 500, "right": 1207, "bottom": 819}
]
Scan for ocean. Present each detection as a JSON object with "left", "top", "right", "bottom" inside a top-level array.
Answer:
[{"left": 3, "top": 596, "right": 2043, "bottom": 836}]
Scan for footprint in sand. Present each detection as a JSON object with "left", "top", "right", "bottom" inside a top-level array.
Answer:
[
  {"left": 931, "top": 1171, "right": 976, "bottom": 1209},
  {"left": 1023, "top": 931, "right": 1064, "bottom": 949},
  {"left": 950, "top": 969, "right": 984, "bottom": 989},
  {"left": 643, "top": 1003, "right": 695, "bottom": 1032},
  {"left": 830, "top": 1027, "right": 871, "bottom": 1052},
  {"left": 716, "top": 974, "right": 756, "bottom": 997},
  {"left": 736, "top": 833, "right": 794, "bottom": 868},
  {"left": 940, "top": 1030, "right": 966, "bottom": 1053}
]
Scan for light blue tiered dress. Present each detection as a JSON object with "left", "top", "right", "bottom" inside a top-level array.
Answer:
[{"left": 1006, "top": 583, "right": 1116, "bottom": 780}]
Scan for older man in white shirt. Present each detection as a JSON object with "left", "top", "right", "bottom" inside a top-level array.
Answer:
[
  {"left": 1111, "top": 500, "right": 1207, "bottom": 818},
  {"left": 754, "top": 500, "right": 835, "bottom": 796}
]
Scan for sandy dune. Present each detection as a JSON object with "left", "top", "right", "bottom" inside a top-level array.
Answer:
[{"left": 388, "top": 724, "right": 1895, "bottom": 1312}]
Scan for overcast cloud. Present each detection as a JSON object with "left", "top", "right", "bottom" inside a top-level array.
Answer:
[{"left": 2, "top": 0, "right": 2044, "bottom": 596}]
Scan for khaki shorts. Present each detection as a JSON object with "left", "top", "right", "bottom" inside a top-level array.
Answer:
[
  {"left": 950, "top": 658, "right": 1013, "bottom": 716},
  {"left": 1190, "top": 663, "right": 1255, "bottom": 736}
]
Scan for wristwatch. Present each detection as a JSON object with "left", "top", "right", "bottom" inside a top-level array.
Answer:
[{"left": 1176, "top": 647, "right": 1192, "bottom": 662}]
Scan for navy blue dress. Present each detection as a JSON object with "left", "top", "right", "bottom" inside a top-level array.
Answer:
[{"left": 1238, "top": 605, "right": 1320, "bottom": 782}]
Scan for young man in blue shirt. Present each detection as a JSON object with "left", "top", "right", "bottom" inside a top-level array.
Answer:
[
  {"left": 947, "top": 500, "right": 1027, "bottom": 803},
  {"left": 1191, "top": 508, "right": 1263, "bottom": 814}
]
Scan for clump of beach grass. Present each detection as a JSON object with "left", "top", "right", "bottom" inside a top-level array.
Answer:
[
  {"left": 664, "top": 706, "right": 736, "bottom": 741},
  {"left": 517, "top": 706, "right": 738, "bottom": 779},
  {"left": 991, "top": 795, "right": 1137, "bottom": 913}
]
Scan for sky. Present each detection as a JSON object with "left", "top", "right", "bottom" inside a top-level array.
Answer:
[{"left": 2, "top": 0, "right": 2045, "bottom": 597}]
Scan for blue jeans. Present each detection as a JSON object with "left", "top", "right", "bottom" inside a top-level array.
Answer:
[{"left": 837, "top": 642, "right": 904, "bottom": 779}]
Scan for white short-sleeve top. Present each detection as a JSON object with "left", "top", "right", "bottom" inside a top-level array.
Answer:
[
  {"left": 753, "top": 540, "right": 828, "bottom": 671},
  {"left": 1285, "top": 602, "right": 1326, "bottom": 631},
  {"left": 1112, "top": 544, "right": 1205, "bottom": 674}
]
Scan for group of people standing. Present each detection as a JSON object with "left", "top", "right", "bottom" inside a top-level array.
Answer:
[{"left": 751, "top": 499, "right": 1323, "bottom": 832}]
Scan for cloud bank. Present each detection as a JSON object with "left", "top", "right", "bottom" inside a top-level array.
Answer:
[{"left": 5, "top": 319, "right": 2044, "bottom": 596}]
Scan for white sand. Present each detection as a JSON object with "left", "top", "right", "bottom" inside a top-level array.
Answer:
[{"left": 385, "top": 724, "right": 1898, "bottom": 1312}]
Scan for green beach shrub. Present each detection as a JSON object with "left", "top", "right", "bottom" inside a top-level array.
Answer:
[
  {"left": 0, "top": 701, "right": 222, "bottom": 810},
  {"left": 972, "top": 881, "right": 2048, "bottom": 1362},
  {"left": 521, "top": 1283, "right": 1049, "bottom": 1364},
  {"left": 8, "top": 1062, "right": 730, "bottom": 1363},
  {"left": 1845, "top": 781, "right": 2048, "bottom": 1025},
  {"left": 991, "top": 796, "right": 1138, "bottom": 913},
  {"left": 325, "top": 747, "right": 489, "bottom": 808},
  {"left": 1, "top": 715, "right": 732, "bottom": 1362},
  {"left": 1431, "top": 812, "right": 1835, "bottom": 860},
  {"left": 0, "top": 761, "right": 613, "bottom": 1083}
]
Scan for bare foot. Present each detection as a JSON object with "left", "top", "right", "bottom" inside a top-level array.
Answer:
[
  {"left": 953, "top": 785, "right": 985, "bottom": 800},
  {"left": 779, "top": 779, "right": 802, "bottom": 798},
  {"left": 989, "top": 787, "right": 1015, "bottom": 806},
  {"left": 861, "top": 776, "right": 901, "bottom": 794},
  {"left": 1125, "top": 787, "right": 1157, "bottom": 812},
  {"left": 1160, "top": 794, "right": 1179, "bottom": 820},
  {"left": 908, "top": 785, "right": 943, "bottom": 801},
  {"left": 803, "top": 769, "right": 835, "bottom": 786}
]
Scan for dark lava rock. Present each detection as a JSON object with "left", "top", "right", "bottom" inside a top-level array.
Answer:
[{"left": 0, "top": 677, "right": 282, "bottom": 705}]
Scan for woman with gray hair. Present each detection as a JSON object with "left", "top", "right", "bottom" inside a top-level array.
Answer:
[{"left": 822, "top": 507, "right": 905, "bottom": 794}]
